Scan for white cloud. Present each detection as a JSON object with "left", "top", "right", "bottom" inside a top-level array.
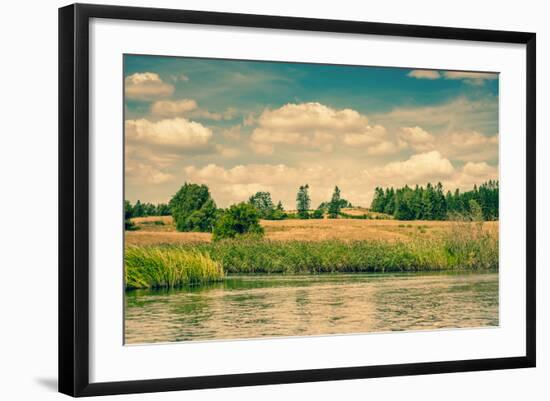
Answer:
[
  {"left": 366, "top": 151, "right": 498, "bottom": 195},
  {"left": 125, "top": 72, "right": 174, "bottom": 100},
  {"left": 408, "top": 70, "right": 441, "bottom": 80},
  {"left": 369, "top": 97, "right": 498, "bottom": 136},
  {"left": 445, "top": 161, "right": 498, "bottom": 190},
  {"left": 398, "top": 126, "right": 435, "bottom": 152},
  {"left": 462, "top": 161, "right": 497, "bottom": 177},
  {"left": 439, "top": 131, "right": 498, "bottom": 162},
  {"left": 170, "top": 74, "right": 189, "bottom": 82},
  {"left": 222, "top": 125, "right": 242, "bottom": 141},
  {"left": 183, "top": 163, "right": 351, "bottom": 208},
  {"left": 366, "top": 140, "right": 407, "bottom": 156},
  {"left": 250, "top": 102, "right": 393, "bottom": 154},
  {"left": 442, "top": 71, "right": 498, "bottom": 85},
  {"left": 215, "top": 145, "right": 241, "bottom": 158},
  {"left": 407, "top": 70, "right": 498, "bottom": 85},
  {"left": 150, "top": 99, "right": 235, "bottom": 120},
  {"left": 343, "top": 125, "right": 387, "bottom": 147},
  {"left": 192, "top": 109, "right": 226, "bottom": 121},
  {"left": 249, "top": 142, "right": 275, "bottom": 155},
  {"left": 256, "top": 102, "right": 368, "bottom": 133},
  {"left": 125, "top": 117, "right": 212, "bottom": 148},
  {"left": 151, "top": 99, "right": 198, "bottom": 116},
  {"left": 374, "top": 151, "right": 455, "bottom": 184},
  {"left": 125, "top": 160, "right": 174, "bottom": 184}
]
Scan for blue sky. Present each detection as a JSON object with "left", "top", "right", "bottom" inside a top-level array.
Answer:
[{"left": 124, "top": 54, "right": 499, "bottom": 208}]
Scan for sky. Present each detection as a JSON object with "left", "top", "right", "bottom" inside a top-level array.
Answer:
[{"left": 124, "top": 54, "right": 499, "bottom": 209}]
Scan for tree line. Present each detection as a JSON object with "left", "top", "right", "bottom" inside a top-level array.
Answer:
[
  {"left": 125, "top": 200, "right": 171, "bottom": 219},
  {"left": 370, "top": 180, "right": 499, "bottom": 221},
  {"left": 125, "top": 180, "right": 498, "bottom": 238},
  {"left": 125, "top": 183, "right": 355, "bottom": 239}
]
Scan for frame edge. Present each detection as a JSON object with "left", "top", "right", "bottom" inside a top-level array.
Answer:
[
  {"left": 58, "top": 3, "right": 77, "bottom": 397},
  {"left": 58, "top": 2, "right": 537, "bottom": 397}
]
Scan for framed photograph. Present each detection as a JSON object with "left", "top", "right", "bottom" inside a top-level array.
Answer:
[{"left": 59, "top": 3, "right": 536, "bottom": 397}]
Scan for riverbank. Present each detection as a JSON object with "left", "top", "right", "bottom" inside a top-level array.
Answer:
[
  {"left": 125, "top": 229, "right": 498, "bottom": 289},
  {"left": 125, "top": 246, "right": 224, "bottom": 289}
]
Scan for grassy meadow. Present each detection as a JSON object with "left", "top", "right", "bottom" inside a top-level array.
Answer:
[
  {"left": 124, "top": 212, "right": 499, "bottom": 289},
  {"left": 127, "top": 213, "right": 498, "bottom": 246}
]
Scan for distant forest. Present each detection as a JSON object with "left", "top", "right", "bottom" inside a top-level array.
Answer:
[
  {"left": 124, "top": 180, "right": 499, "bottom": 223},
  {"left": 124, "top": 200, "right": 171, "bottom": 219},
  {"left": 370, "top": 181, "right": 499, "bottom": 221}
]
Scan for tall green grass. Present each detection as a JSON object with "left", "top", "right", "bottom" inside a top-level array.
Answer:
[
  {"left": 125, "top": 221, "right": 498, "bottom": 289},
  {"left": 125, "top": 247, "right": 224, "bottom": 289},
  {"left": 198, "top": 237, "right": 497, "bottom": 274}
]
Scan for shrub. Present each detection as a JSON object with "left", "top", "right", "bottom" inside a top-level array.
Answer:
[
  {"left": 311, "top": 209, "right": 324, "bottom": 219},
  {"left": 125, "top": 219, "right": 139, "bottom": 231},
  {"left": 212, "top": 203, "right": 265, "bottom": 241}
]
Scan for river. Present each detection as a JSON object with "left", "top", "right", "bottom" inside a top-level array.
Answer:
[{"left": 125, "top": 272, "right": 498, "bottom": 344}]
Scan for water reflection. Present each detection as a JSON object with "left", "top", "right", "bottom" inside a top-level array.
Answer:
[{"left": 125, "top": 272, "right": 498, "bottom": 344}]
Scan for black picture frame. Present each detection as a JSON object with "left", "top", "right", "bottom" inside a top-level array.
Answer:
[{"left": 59, "top": 3, "right": 536, "bottom": 397}]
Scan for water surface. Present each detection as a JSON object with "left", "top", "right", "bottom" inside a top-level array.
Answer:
[{"left": 125, "top": 272, "right": 498, "bottom": 344}]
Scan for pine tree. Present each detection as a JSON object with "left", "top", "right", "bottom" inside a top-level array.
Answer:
[
  {"left": 296, "top": 184, "right": 311, "bottom": 219},
  {"left": 384, "top": 188, "right": 395, "bottom": 215},
  {"left": 371, "top": 181, "right": 498, "bottom": 221},
  {"left": 370, "top": 187, "right": 386, "bottom": 212}
]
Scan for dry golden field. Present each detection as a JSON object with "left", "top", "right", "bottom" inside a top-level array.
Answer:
[{"left": 125, "top": 215, "right": 498, "bottom": 246}]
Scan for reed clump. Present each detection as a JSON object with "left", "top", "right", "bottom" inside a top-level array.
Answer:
[
  {"left": 125, "top": 219, "right": 497, "bottom": 288},
  {"left": 125, "top": 246, "right": 224, "bottom": 289}
]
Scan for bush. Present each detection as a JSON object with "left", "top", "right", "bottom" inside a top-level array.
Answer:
[
  {"left": 339, "top": 212, "right": 369, "bottom": 219},
  {"left": 169, "top": 183, "right": 218, "bottom": 232},
  {"left": 311, "top": 209, "right": 324, "bottom": 219},
  {"left": 212, "top": 203, "right": 265, "bottom": 241},
  {"left": 269, "top": 209, "right": 288, "bottom": 220},
  {"left": 125, "top": 219, "right": 139, "bottom": 231}
]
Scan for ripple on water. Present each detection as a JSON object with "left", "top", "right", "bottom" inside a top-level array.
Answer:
[{"left": 124, "top": 272, "right": 498, "bottom": 344}]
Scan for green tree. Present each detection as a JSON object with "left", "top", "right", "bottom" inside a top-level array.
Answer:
[
  {"left": 124, "top": 200, "right": 133, "bottom": 220},
  {"left": 383, "top": 188, "right": 396, "bottom": 215},
  {"left": 468, "top": 199, "right": 484, "bottom": 221},
  {"left": 270, "top": 201, "right": 287, "bottom": 220},
  {"left": 311, "top": 209, "right": 324, "bottom": 219},
  {"left": 453, "top": 188, "right": 463, "bottom": 213},
  {"left": 132, "top": 200, "right": 145, "bottom": 217},
  {"left": 433, "top": 182, "right": 447, "bottom": 220},
  {"left": 296, "top": 184, "right": 311, "bottom": 219},
  {"left": 212, "top": 203, "right": 264, "bottom": 241},
  {"left": 371, "top": 181, "right": 498, "bottom": 221},
  {"left": 370, "top": 187, "right": 386, "bottom": 212},
  {"left": 182, "top": 199, "right": 218, "bottom": 232},
  {"left": 124, "top": 200, "right": 138, "bottom": 230},
  {"left": 394, "top": 186, "right": 415, "bottom": 220},
  {"left": 169, "top": 183, "right": 218, "bottom": 232},
  {"left": 156, "top": 203, "right": 171, "bottom": 216},
  {"left": 328, "top": 186, "right": 342, "bottom": 218},
  {"left": 420, "top": 183, "right": 435, "bottom": 220},
  {"left": 248, "top": 191, "right": 275, "bottom": 219},
  {"left": 411, "top": 185, "right": 423, "bottom": 219},
  {"left": 143, "top": 202, "right": 156, "bottom": 216}
]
